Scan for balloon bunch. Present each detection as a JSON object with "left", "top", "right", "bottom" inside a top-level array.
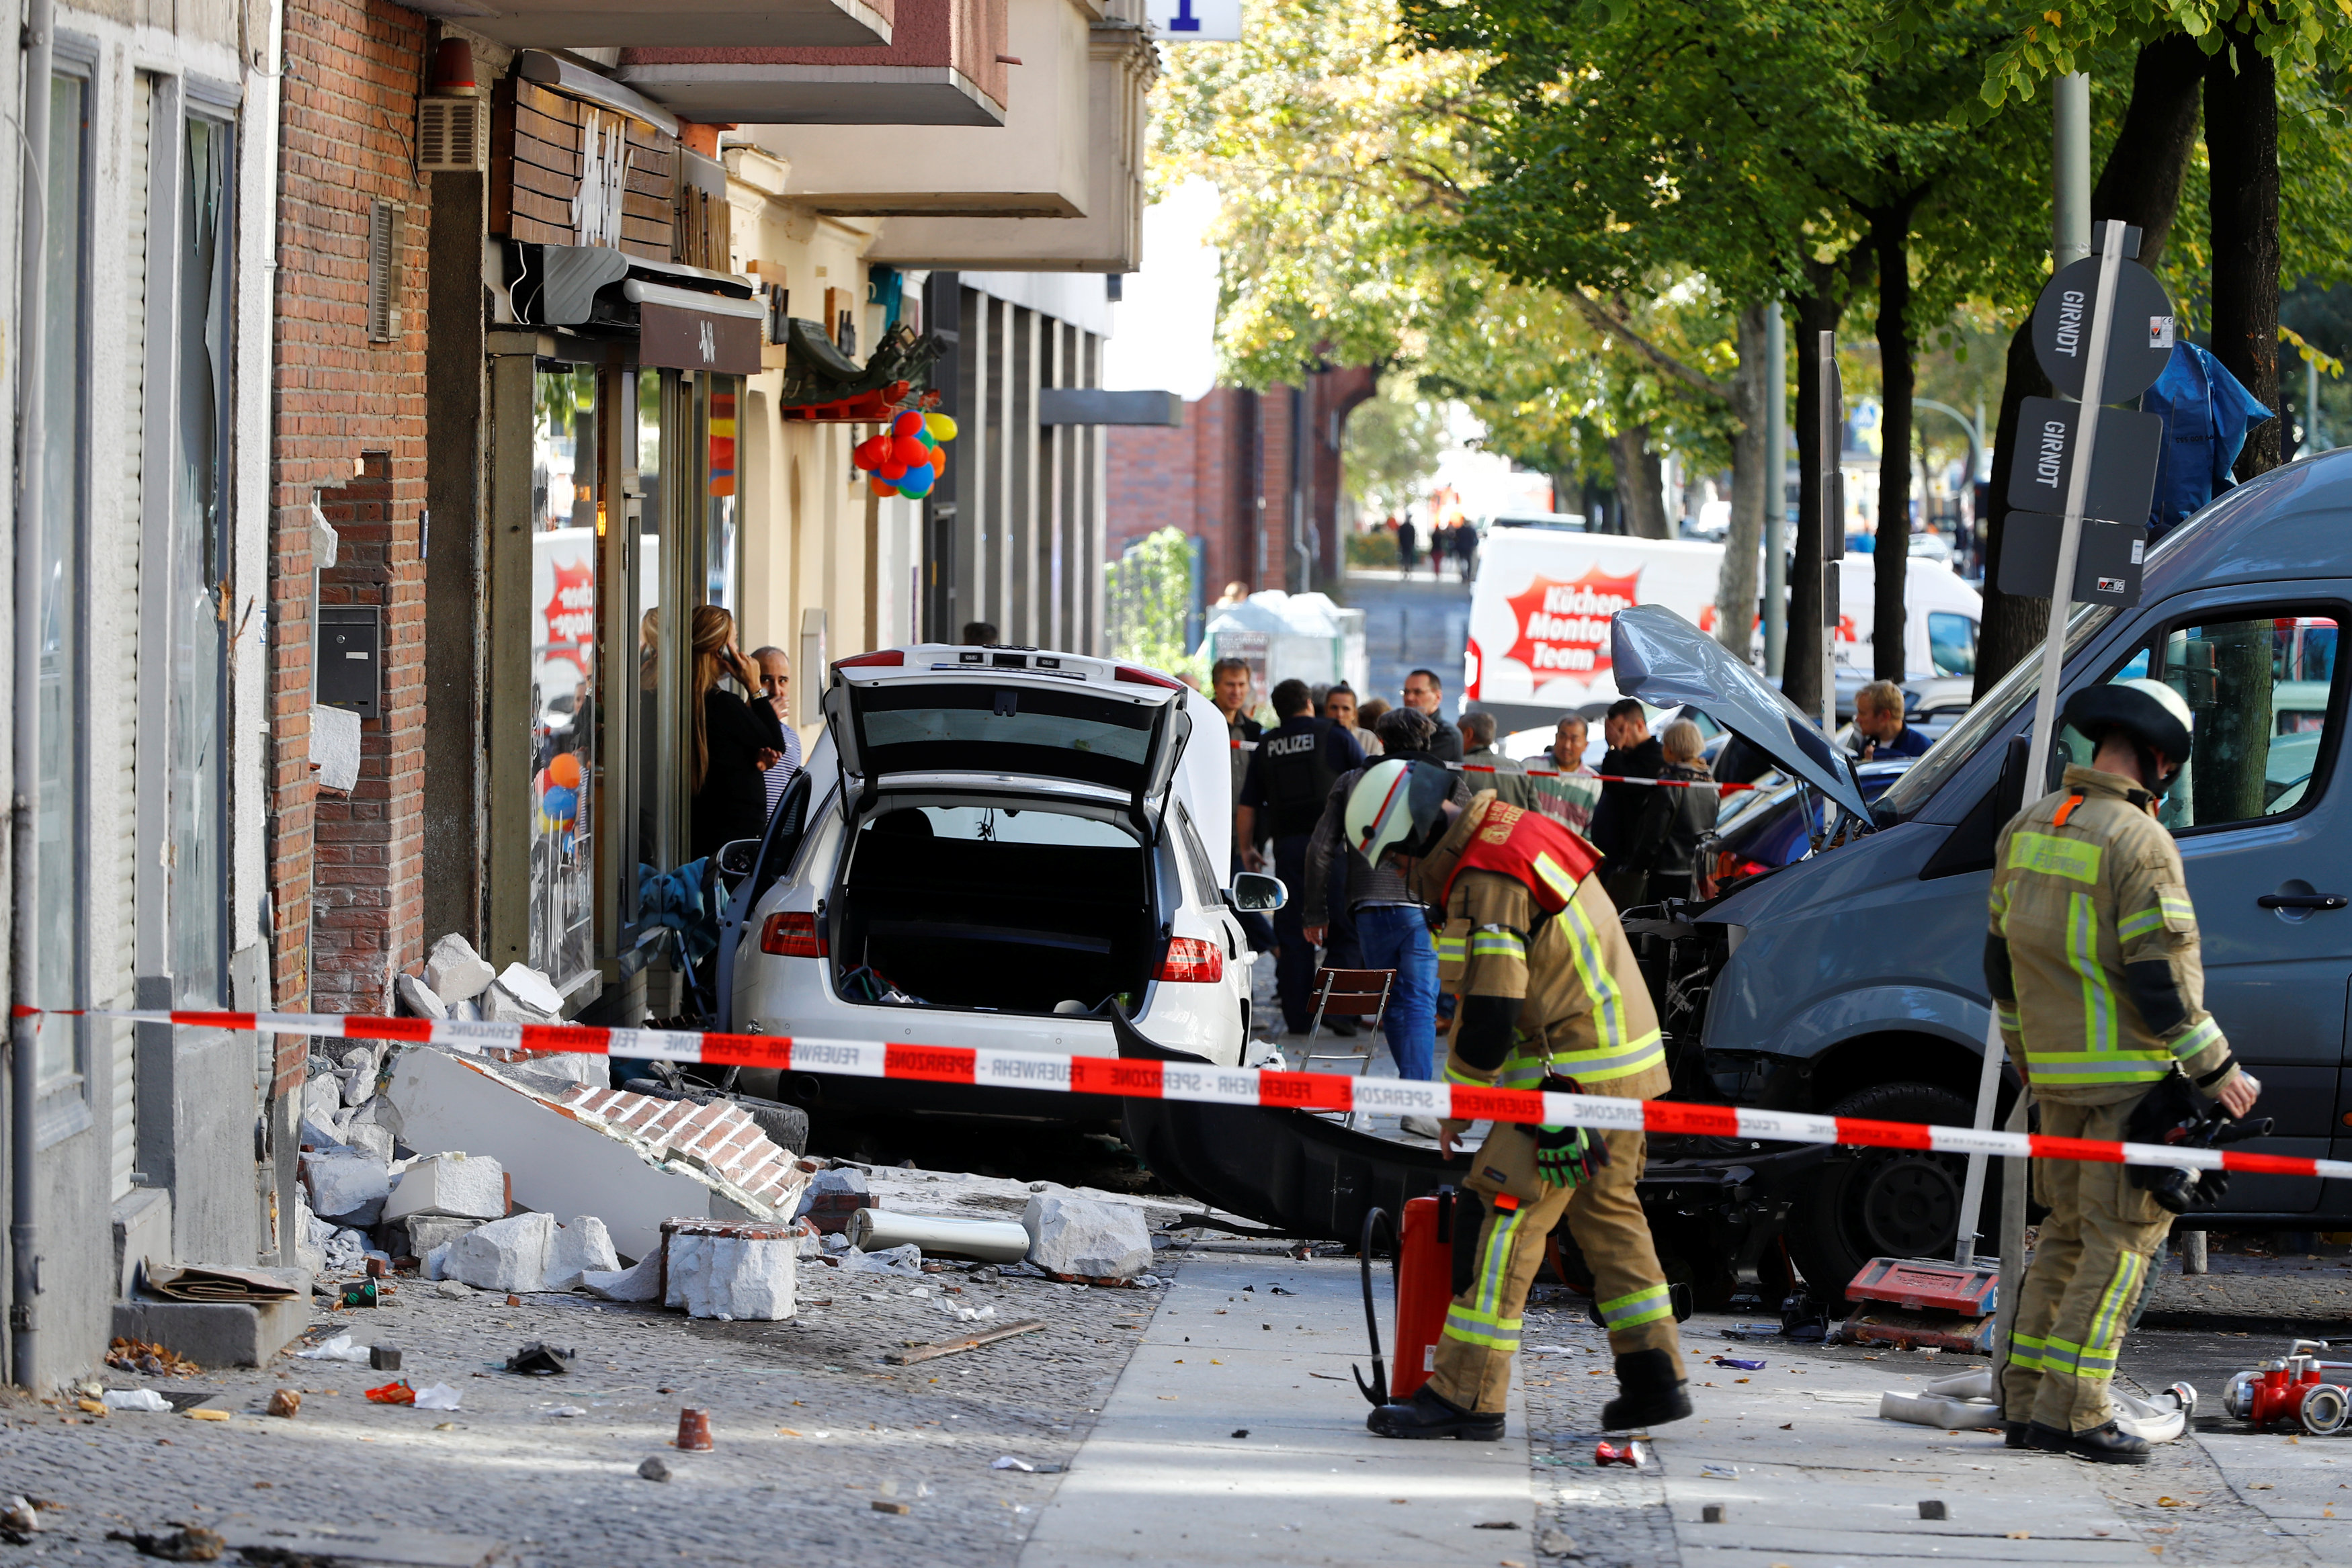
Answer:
[
  {"left": 853, "top": 409, "right": 958, "bottom": 499},
  {"left": 536, "top": 749, "right": 581, "bottom": 853}
]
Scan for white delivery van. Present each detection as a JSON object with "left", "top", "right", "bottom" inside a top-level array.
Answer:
[{"left": 1464, "top": 529, "right": 1981, "bottom": 730}]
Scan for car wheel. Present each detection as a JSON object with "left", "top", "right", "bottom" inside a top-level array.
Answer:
[
  {"left": 737, "top": 1098, "right": 811, "bottom": 1156},
  {"left": 1784, "top": 1082, "right": 1976, "bottom": 1295}
]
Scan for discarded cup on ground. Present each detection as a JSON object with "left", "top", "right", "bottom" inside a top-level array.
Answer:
[
  {"left": 676, "top": 1407, "right": 714, "bottom": 1451},
  {"left": 1595, "top": 1440, "right": 1647, "bottom": 1469}
]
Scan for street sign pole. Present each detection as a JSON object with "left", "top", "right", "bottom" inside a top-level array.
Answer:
[
  {"left": 1818, "top": 331, "right": 1842, "bottom": 736},
  {"left": 1977, "top": 216, "right": 2133, "bottom": 1377}
]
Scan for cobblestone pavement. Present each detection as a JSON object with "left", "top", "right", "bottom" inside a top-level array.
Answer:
[{"left": 0, "top": 1258, "right": 1163, "bottom": 1566}]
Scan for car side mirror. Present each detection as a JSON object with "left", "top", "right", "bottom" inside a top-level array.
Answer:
[
  {"left": 1226, "top": 872, "right": 1287, "bottom": 912},
  {"left": 716, "top": 838, "right": 761, "bottom": 879}
]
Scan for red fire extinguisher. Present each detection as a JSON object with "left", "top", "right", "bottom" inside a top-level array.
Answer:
[{"left": 1355, "top": 1190, "right": 1482, "bottom": 1405}]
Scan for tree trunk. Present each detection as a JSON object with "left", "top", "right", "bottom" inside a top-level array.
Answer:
[
  {"left": 1715, "top": 304, "right": 1770, "bottom": 658},
  {"left": 1872, "top": 208, "right": 1918, "bottom": 683},
  {"left": 1786, "top": 288, "right": 1844, "bottom": 719},
  {"left": 1974, "top": 34, "right": 2210, "bottom": 696},
  {"left": 2207, "top": 26, "right": 2282, "bottom": 479},
  {"left": 1609, "top": 425, "right": 1670, "bottom": 539}
]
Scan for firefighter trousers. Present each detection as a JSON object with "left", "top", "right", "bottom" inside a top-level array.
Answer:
[
  {"left": 1429, "top": 1127, "right": 1684, "bottom": 1414},
  {"left": 2001, "top": 1095, "right": 2174, "bottom": 1434}
]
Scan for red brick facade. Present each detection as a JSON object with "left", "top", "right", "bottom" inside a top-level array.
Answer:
[
  {"left": 270, "top": 0, "right": 433, "bottom": 1087},
  {"left": 1106, "top": 370, "right": 1376, "bottom": 595}
]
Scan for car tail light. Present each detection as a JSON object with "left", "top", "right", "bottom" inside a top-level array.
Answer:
[
  {"left": 1116, "top": 664, "right": 1185, "bottom": 691},
  {"left": 1156, "top": 936, "right": 1223, "bottom": 984},
  {"left": 833, "top": 650, "right": 904, "bottom": 670},
  {"left": 760, "top": 910, "right": 827, "bottom": 958}
]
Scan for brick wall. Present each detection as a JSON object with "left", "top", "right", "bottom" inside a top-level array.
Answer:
[{"left": 271, "top": 0, "right": 433, "bottom": 1086}]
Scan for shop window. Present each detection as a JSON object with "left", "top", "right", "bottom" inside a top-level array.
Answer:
[
  {"left": 36, "top": 64, "right": 91, "bottom": 1081},
  {"left": 169, "top": 110, "right": 233, "bottom": 1010},
  {"left": 529, "top": 364, "right": 600, "bottom": 984}
]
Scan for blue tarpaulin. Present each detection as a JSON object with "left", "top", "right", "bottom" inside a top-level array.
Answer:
[{"left": 2143, "top": 341, "right": 2273, "bottom": 541}]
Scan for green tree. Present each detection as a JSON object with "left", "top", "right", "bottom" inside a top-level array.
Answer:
[
  {"left": 1105, "top": 529, "right": 1211, "bottom": 685},
  {"left": 1342, "top": 376, "right": 1452, "bottom": 519}
]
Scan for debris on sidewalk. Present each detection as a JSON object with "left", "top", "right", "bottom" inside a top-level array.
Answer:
[
  {"left": 296, "top": 1334, "right": 372, "bottom": 1364},
  {"left": 301, "top": 1149, "right": 392, "bottom": 1229},
  {"left": 104, "top": 1390, "right": 172, "bottom": 1412},
  {"left": 796, "top": 1166, "right": 874, "bottom": 1234},
  {"left": 637, "top": 1456, "right": 672, "bottom": 1482},
  {"left": 414, "top": 1384, "right": 462, "bottom": 1411},
  {"left": 675, "top": 1408, "right": 714, "bottom": 1450},
  {"left": 1593, "top": 1440, "right": 1646, "bottom": 1468},
  {"left": 661, "top": 1219, "right": 796, "bottom": 1320},
  {"left": 386, "top": 1047, "right": 810, "bottom": 1260},
  {"left": 579, "top": 1255, "right": 662, "bottom": 1303},
  {"left": 425, "top": 932, "right": 499, "bottom": 1006},
  {"left": 846, "top": 1207, "right": 1029, "bottom": 1262},
  {"left": 505, "top": 1342, "right": 575, "bottom": 1376},
  {"left": 108, "top": 1340, "right": 200, "bottom": 1378},
  {"left": 0, "top": 1497, "right": 37, "bottom": 1543},
  {"left": 427, "top": 1212, "right": 618, "bottom": 1293},
  {"left": 106, "top": 1524, "right": 224, "bottom": 1561},
  {"left": 384, "top": 1151, "right": 507, "bottom": 1223},
  {"left": 885, "top": 1317, "right": 1048, "bottom": 1366},
  {"left": 370, "top": 1344, "right": 403, "bottom": 1371},
  {"left": 265, "top": 1389, "right": 300, "bottom": 1419},
  {"left": 1022, "top": 1194, "right": 1150, "bottom": 1279}
]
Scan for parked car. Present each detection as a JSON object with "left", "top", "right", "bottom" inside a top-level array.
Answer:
[
  {"left": 1698, "top": 758, "right": 1916, "bottom": 896},
  {"left": 1611, "top": 450, "right": 2352, "bottom": 1294},
  {"left": 721, "top": 644, "right": 1279, "bottom": 1127}
]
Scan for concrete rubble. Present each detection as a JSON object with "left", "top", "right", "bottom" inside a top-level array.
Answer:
[
  {"left": 423, "top": 931, "right": 497, "bottom": 1004},
  {"left": 427, "top": 1212, "right": 618, "bottom": 1293},
  {"left": 661, "top": 1220, "right": 797, "bottom": 1320},
  {"left": 384, "top": 1151, "right": 507, "bottom": 1223},
  {"left": 1021, "top": 1192, "right": 1152, "bottom": 1279}
]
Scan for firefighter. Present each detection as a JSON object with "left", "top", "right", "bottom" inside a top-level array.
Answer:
[
  {"left": 1350, "top": 758, "right": 1692, "bottom": 1440},
  {"left": 1987, "top": 679, "right": 2260, "bottom": 1464}
]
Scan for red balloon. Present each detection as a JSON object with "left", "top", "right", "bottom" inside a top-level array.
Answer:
[
  {"left": 892, "top": 434, "right": 931, "bottom": 469},
  {"left": 880, "top": 460, "right": 909, "bottom": 481},
  {"left": 853, "top": 435, "right": 891, "bottom": 470},
  {"left": 891, "top": 410, "right": 925, "bottom": 437}
]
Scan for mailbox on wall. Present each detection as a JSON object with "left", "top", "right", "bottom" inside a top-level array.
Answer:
[{"left": 318, "top": 605, "right": 382, "bottom": 720}]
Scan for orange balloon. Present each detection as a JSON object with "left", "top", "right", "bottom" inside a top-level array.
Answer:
[
  {"left": 868, "top": 474, "right": 899, "bottom": 497},
  {"left": 546, "top": 752, "right": 583, "bottom": 790}
]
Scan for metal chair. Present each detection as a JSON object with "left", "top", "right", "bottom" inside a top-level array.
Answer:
[{"left": 1297, "top": 966, "right": 1396, "bottom": 1075}]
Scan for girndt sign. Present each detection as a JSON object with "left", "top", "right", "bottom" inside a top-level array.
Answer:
[{"left": 2031, "top": 253, "right": 2175, "bottom": 404}]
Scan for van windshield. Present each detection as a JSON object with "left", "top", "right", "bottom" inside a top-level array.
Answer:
[
  {"left": 1877, "top": 603, "right": 2118, "bottom": 818},
  {"left": 854, "top": 685, "right": 1163, "bottom": 792}
]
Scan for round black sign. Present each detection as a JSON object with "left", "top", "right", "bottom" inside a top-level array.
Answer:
[{"left": 2030, "top": 256, "right": 2177, "bottom": 404}]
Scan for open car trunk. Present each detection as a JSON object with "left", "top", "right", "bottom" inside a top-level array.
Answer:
[{"left": 831, "top": 811, "right": 1159, "bottom": 1016}]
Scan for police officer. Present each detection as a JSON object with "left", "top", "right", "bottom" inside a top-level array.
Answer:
[
  {"left": 1349, "top": 759, "right": 1692, "bottom": 1440},
  {"left": 1240, "top": 679, "right": 1366, "bottom": 1033},
  {"left": 1987, "top": 679, "right": 2259, "bottom": 1464}
]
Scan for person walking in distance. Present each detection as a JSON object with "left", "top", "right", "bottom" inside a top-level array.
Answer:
[
  {"left": 1988, "top": 680, "right": 2258, "bottom": 1465},
  {"left": 1353, "top": 763, "right": 1691, "bottom": 1440}
]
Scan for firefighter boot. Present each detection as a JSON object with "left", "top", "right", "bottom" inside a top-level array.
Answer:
[
  {"left": 2032, "top": 1420, "right": 2151, "bottom": 1465},
  {"left": 1366, "top": 1383, "right": 1505, "bottom": 1442},
  {"left": 1601, "top": 1349, "right": 1693, "bottom": 1431}
]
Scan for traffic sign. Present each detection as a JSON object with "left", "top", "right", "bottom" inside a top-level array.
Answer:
[
  {"left": 1146, "top": 0, "right": 1241, "bottom": 40},
  {"left": 2031, "top": 255, "right": 2176, "bottom": 404},
  {"left": 2006, "top": 396, "right": 2162, "bottom": 525},
  {"left": 1997, "top": 513, "right": 2146, "bottom": 607}
]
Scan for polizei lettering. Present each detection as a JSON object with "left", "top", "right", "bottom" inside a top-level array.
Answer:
[
  {"left": 2052, "top": 288, "right": 2086, "bottom": 359},
  {"left": 2031, "top": 418, "right": 2067, "bottom": 492}
]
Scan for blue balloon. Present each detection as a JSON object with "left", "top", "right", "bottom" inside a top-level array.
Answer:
[
  {"left": 896, "top": 463, "right": 936, "bottom": 497},
  {"left": 542, "top": 785, "right": 578, "bottom": 822}
]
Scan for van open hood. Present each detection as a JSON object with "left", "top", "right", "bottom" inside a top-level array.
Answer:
[{"left": 1610, "top": 605, "right": 1874, "bottom": 823}]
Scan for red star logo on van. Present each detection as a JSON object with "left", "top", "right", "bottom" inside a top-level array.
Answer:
[{"left": 1503, "top": 568, "right": 1642, "bottom": 683}]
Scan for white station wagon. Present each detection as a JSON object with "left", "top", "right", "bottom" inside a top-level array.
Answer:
[{"left": 720, "top": 643, "right": 1282, "bottom": 1125}]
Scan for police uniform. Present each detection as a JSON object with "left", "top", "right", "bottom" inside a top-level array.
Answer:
[
  {"left": 1408, "top": 793, "right": 1683, "bottom": 1418},
  {"left": 1987, "top": 763, "right": 2240, "bottom": 1439},
  {"left": 1241, "top": 714, "right": 1364, "bottom": 1031}
]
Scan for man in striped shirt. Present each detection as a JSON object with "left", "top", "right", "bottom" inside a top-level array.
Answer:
[{"left": 753, "top": 646, "right": 803, "bottom": 822}]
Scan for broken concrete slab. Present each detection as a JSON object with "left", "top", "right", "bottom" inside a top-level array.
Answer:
[
  {"left": 547, "top": 1215, "right": 620, "bottom": 1291},
  {"left": 661, "top": 1221, "right": 796, "bottom": 1321},
  {"left": 343, "top": 1123, "right": 395, "bottom": 1163},
  {"left": 580, "top": 1255, "right": 661, "bottom": 1302},
  {"left": 424, "top": 933, "right": 497, "bottom": 1005},
  {"left": 302, "top": 1151, "right": 390, "bottom": 1227},
  {"left": 384, "top": 1048, "right": 810, "bottom": 1261},
  {"left": 397, "top": 1215, "right": 480, "bottom": 1259},
  {"left": 1022, "top": 1194, "right": 1150, "bottom": 1279},
  {"left": 396, "top": 973, "right": 448, "bottom": 1020},
  {"left": 494, "top": 963, "right": 564, "bottom": 1016},
  {"left": 440, "top": 1213, "right": 556, "bottom": 1293},
  {"left": 383, "top": 1151, "right": 507, "bottom": 1223},
  {"left": 478, "top": 982, "right": 557, "bottom": 1025}
]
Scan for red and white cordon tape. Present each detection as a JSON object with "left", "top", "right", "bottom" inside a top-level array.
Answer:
[{"left": 25, "top": 1005, "right": 2335, "bottom": 1184}]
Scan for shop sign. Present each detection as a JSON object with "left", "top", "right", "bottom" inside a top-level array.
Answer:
[
  {"left": 1503, "top": 568, "right": 1640, "bottom": 680},
  {"left": 641, "top": 300, "right": 761, "bottom": 377}
]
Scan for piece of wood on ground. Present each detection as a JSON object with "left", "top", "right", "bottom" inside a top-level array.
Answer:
[{"left": 885, "top": 1318, "right": 1048, "bottom": 1366}]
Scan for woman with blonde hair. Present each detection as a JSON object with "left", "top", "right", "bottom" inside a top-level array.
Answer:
[
  {"left": 689, "top": 604, "right": 788, "bottom": 861},
  {"left": 1621, "top": 717, "right": 1718, "bottom": 905}
]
